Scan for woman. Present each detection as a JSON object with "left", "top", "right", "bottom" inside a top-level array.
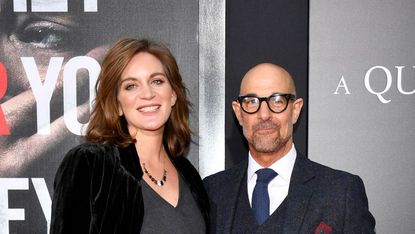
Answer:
[{"left": 50, "top": 38, "right": 209, "bottom": 233}]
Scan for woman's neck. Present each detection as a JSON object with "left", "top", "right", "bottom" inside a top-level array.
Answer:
[{"left": 134, "top": 130, "right": 166, "bottom": 164}]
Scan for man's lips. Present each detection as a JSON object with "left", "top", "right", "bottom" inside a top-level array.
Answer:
[
  {"left": 254, "top": 128, "right": 277, "bottom": 134},
  {"left": 253, "top": 121, "right": 279, "bottom": 134}
]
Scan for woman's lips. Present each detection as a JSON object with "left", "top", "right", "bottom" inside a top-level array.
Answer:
[{"left": 137, "top": 105, "right": 160, "bottom": 112}]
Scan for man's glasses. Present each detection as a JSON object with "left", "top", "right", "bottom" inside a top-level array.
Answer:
[{"left": 236, "top": 93, "right": 296, "bottom": 114}]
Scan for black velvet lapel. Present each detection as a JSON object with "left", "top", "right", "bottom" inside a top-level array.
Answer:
[{"left": 117, "top": 144, "right": 143, "bottom": 180}]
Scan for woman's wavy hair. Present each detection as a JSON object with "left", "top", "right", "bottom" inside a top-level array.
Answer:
[{"left": 85, "top": 38, "right": 191, "bottom": 157}]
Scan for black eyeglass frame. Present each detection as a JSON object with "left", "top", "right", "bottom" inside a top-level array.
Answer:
[{"left": 236, "top": 93, "right": 297, "bottom": 114}]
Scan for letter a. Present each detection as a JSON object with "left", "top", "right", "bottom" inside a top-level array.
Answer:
[{"left": 333, "top": 76, "right": 351, "bottom": 94}]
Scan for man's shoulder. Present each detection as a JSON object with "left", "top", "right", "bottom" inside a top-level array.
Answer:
[
  {"left": 203, "top": 160, "right": 247, "bottom": 190},
  {"left": 300, "top": 154, "right": 361, "bottom": 184}
]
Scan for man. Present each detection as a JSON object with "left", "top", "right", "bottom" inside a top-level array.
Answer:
[{"left": 204, "top": 63, "right": 376, "bottom": 233}]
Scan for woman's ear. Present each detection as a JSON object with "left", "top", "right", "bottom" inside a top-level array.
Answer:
[
  {"left": 118, "top": 102, "right": 124, "bottom": 116},
  {"left": 171, "top": 92, "right": 177, "bottom": 106}
]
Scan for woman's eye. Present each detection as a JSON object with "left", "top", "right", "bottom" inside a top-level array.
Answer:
[
  {"left": 12, "top": 21, "right": 73, "bottom": 49},
  {"left": 125, "top": 84, "right": 137, "bottom": 90},
  {"left": 151, "top": 79, "right": 164, "bottom": 85}
]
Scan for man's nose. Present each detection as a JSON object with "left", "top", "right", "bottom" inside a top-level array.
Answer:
[{"left": 257, "top": 101, "right": 271, "bottom": 120}]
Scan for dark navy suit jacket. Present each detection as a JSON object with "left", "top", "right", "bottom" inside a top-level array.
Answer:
[{"left": 203, "top": 154, "right": 376, "bottom": 233}]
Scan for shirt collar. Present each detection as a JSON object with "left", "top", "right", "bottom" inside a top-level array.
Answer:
[{"left": 247, "top": 144, "right": 297, "bottom": 182}]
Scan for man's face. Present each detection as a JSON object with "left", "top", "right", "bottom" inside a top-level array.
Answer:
[{"left": 232, "top": 64, "right": 303, "bottom": 157}]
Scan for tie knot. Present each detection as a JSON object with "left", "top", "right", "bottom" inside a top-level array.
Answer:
[{"left": 256, "top": 168, "right": 278, "bottom": 184}]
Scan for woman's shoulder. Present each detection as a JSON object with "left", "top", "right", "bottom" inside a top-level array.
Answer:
[
  {"left": 59, "top": 142, "right": 120, "bottom": 170},
  {"left": 68, "top": 142, "right": 116, "bottom": 154},
  {"left": 66, "top": 142, "right": 118, "bottom": 157}
]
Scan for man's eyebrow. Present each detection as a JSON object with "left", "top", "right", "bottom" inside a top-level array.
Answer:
[{"left": 240, "top": 93, "right": 258, "bottom": 96}]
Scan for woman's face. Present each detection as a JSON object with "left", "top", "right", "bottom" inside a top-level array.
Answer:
[{"left": 117, "top": 52, "right": 177, "bottom": 136}]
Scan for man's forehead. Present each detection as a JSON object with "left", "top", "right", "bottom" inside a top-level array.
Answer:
[
  {"left": 238, "top": 64, "right": 294, "bottom": 97},
  {"left": 240, "top": 74, "right": 291, "bottom": 94}
]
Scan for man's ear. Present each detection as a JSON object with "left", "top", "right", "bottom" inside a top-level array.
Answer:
[
  {"left": 232, "top": 101, "right": 243, "bottom": 126},
  {"left": 291, "top": 98, "right": 304, "bottom": 124}
]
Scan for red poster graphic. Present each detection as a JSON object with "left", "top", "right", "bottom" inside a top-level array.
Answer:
[{"left": 0, "top": 62, "right": 10, "bottom": 135}]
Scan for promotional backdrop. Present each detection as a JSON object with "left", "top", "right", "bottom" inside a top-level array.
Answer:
[
  {"left": 309, "top": 1, "right": 415, "bottom": 233},
  {"left": 1, "top": 0, "right": 414, "bottom": 233}
]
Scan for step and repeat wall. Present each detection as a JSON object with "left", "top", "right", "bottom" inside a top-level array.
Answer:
[
  {"left": 225, "top": 0, "right": 309, "bottom": 169},
  {"left": 309, "top": 1, "right": 415, "bottom": 233},
  {"left": 1, "top": 0, "right": 414, "bottom": 233}
]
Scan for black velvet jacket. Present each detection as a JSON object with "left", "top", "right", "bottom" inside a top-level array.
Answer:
[{"left": 50, "top": 143, "right": 209, "bottom": 234}]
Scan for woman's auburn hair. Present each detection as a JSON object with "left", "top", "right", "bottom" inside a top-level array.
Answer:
[{"left": 85, "top": 38, "right": 191, "bottom": 157}]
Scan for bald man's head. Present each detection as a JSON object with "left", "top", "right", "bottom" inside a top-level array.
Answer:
[
  {"left": 232, "top": 63, "right": 303, "bottom": 165},
  {"left": 239, "top": 63, "right": 296, "bottom": 96}
]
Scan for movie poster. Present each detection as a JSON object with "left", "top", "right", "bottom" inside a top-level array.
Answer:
[{"left": 0, "top": 1, "right": 198, "bottom": 233}]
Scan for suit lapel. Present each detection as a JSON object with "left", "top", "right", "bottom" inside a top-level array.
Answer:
[
  {"left": 282, "top": 154, "right": 316, "bottom": 233},
  {"left": 218, "top": 161, "right": 247, "bottom": 233}
]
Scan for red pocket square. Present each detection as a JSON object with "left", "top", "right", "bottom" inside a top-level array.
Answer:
[{"left": 314, "top": 221, "right": 332, "bottom": 234}]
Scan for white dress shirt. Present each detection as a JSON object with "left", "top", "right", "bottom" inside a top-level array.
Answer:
[{"left": 247, "top": 144, "right": 297, "bottom": 215}]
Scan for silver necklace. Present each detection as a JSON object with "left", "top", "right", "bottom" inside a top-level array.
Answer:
[{"left": 142, "top": 163, "right": 167, "bottom": 186}]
